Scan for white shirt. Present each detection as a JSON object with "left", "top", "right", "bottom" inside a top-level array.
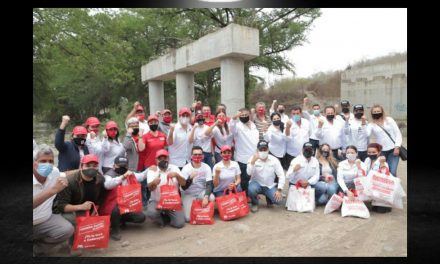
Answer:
[
  {"left": 168, "top": 122, "right": 193, "bottom": 167},
  {"left": 212, "top": 126, "right": 234, "bottom": 153},
  {"left": 191, "top": 125, "right": 212, "bottom": 153},
  {"left": 212, "top": 160, "right": 241, "bottom": 193},
  {"left": 104, "top": 169, "right": 149, "bottom": 190},
  {"left": 366, "top": 117, "right": 402, "bottom": 151},
  {"left": 345, "top": 118, "right": 369, "bottom": 151},
  {"left": 139, "top": 121, "right": 150, "bottom": 134},
  {"left": 86, "top": 134, "right": 104, "bottom": 174},
  {"left": 147, "top": 164, "right": 182, "bottom": 202},
  {"left": 101, "top": 139, "right": 125, "bottom": 168},
  {"left": 263, "top": 125, "right": 287, "bottom": 158},
  {"left": 337, "top": 160, "right": 367, "bottom": 192},
  {"left": 33, "top": 167, "right": 64, "bottom": 225},
  {"left": 336, "top": 112, "right": 355, "bottom": 123},
  {"left": 181, "top": 162, "right": 212, "bottom": 196},
  {"left": 247, "top": 155, "right": 285, "bottom": 190},
  {"left": 285, "top": 118, "right": 311, "bottom": 157},
  {"left": 364, "top": 157, "right": 389, "bottom": 173},
  {"left": 303, "top": 111, "right": 323, "bottom": 140},
  {"left": 316, "top": 118, "right": 346, "bottom": 150},
  {"left": 286, "top": 155, "right": 319, "bottom": 185},
  {"left": 230, "top": 120, "right": 259, "bottom": 164}
]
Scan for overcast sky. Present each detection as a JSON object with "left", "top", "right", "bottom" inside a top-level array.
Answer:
[{"left": 251, "top": 8, "right": 407, "bottom": 86}]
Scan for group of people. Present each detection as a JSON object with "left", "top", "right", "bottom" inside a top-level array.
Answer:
[{"left": 33, "top": 98, "right": 404, "bottom": 256}]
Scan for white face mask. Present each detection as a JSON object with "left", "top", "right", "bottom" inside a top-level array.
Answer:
[
  {"left": 313, "top": 109, "right": 320, "bottom": 116},
  {"left": 258, "top": 151, "right": 268, "bottom": 160},
  {"left": 179, "top": 117, "right": 189, "bottom": 125},
  {"left": 346, "top": 153, "right": 357, "bottom": 161}
]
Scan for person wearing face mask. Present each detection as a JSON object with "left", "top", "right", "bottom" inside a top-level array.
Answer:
[
  {"left": 212, "top": 145, "right": 242, "bottom": 197},
  {"left": 316, "top": 106, "right": 347, "bottom": 161},
  {"left": 84, "top": 116, "right": 101, "bottom": 140},
  {"left": 336, "top": 100, "right": 355, "bottom": 123},
  {"left": 33, "top": 145, "right": 73, "bottom": 257},
  {"left": 55, "top": 115, "right": 90, "bottom": 172},
  {"left": 201, "top": 105, "right": 216, "bottom": 126},
  {"left": 180, "top": 146, "right": 215, "bottom": 222},
  {"left": 101, "top": 121, "right": 125, "bottom": 174},
  {"left": 247, "top": 140, "right": 285, "bottom": 213},
  {"left": 253, "top": 102, "right": 272, "bottom": 140},
  {"left": 189, "top": 111, "right": 214, "bottom": 168},
  {"left": 302, "top": 98, "right": 323, "bottom": 155},
  {"left": 365, "top": 104, "right": 403, "bottom": 177},
  {"left": 230, "top": 108, "right": 259, "bottom": 197},
  {"left": 158, "top": 109, "right": 173, "bottom": 136},
  {"left": 285, "top": 106, "right": 311, "bottom": 168},
  {"left": 101, "top": 156, "right": 147, "bottom": 240},
  {"left": 52, "top": 154, "right": 107, "bottom": 252},
  {"left": 336, "top": 146, "right": 367, "bottom": 199},
  {"left": 122, "top": 117, "right": 141, "bottom": 172},
  {"left": 146, "top": 150, "right": 186, "bottom": 228},
  {"left": 344, "top": 104, "right": 369, "bottom": 161},
  {"left": 168, "top": 107, "right": 193, "bottom": 170},
  {"left": 264, "top": 112, "right": 288, "bottom": 170},
  {"left": 313, "top": 144, "right": 339, "bottom": 205},
  {"left": 269, "top": 99, "right": 289, "bottom": 123},
  {"left": 205, "top": 111, "right": 234, "bottom": 163},
  {"left": 125, "top": 101, "right": 150, "bottom": 133},
  {"left": 84, "top": 116, "right": 105, "bottom": 174},
  {"left": 286, "top": 142, "right": 319, "bottom": 192}
]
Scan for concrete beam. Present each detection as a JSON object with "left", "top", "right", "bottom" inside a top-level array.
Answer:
[
  {"left": 148, "top": 81, "right": 164, "bottom": 115},
  {"left": 176, "top": 72, "right": 195, "bottom": 110},
  {"left": 221, "top": 57, "right": 244, "bottom": 117}
]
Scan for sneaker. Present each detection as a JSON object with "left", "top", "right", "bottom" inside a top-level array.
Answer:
[
  {"left": 110, "top": 229, "right": 122, "bottom": 241},
  {"left": 375, "top": 206, "right": 392, "bottom": 213},
  {"left": 69, "top": 249, "right": 83, "bottom": 257},
  {"left": 251, "top": 205, "right": 259, "bottom": 213}
]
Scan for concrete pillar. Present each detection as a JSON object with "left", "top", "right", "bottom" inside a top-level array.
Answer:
[
  {"left": 176, "top": 72, "right": 194, "bottom": 111},
  {"left": 148, "top": 81, "right": 164, "bottom": 115},
  {"left": 221, "top": 57, "right": 245, "bottom": 117}
]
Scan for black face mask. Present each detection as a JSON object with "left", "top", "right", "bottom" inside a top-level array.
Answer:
[
  {"left": 372, "top": 113, "right": 383, "bottom": 119},
  {"left": 115, "top": 167, "right": 128, "bottom": 175},
  {"left": 342, "top": 108, "right": 350, "bottom": 114},
  {"left": 158, "top": 160, "right": 168, "bottom": 170},
  {"left": 354, "top": 112, "right": 364, "bottom": 119},
  {"left": 326, "top": 115, "right": 335, "bottom": 121},
  {"left": 132, "top": 128, "right": 139, "bottom": 136},
  {"left": 278, "top": 109, "right": 285, "bottom": 114},
  {"left": 73, "top": 137, "right": 86, "bottom": 146},
  {"left": 197, "top": 119, "right": 205, "bottom": 125},
  {"left": 273, "top": 120, "right": 282, "bottom": 126},
  {"left": 239, "top": 116, "right": 250, "bottom": 123},
  {"left": 149, "top": 124, "right": 159, "bottom": 131},
  {"left": 321, "top": 151, "right": 329, "bottom": 158},
  {"left": 303, "top": 149, "right": 313, "bottom": 158},
  {"left": 368, "top": 154, "right": 378, "bottom": 161},
  {"left": 82, "top": 168, "right": 98, "bottom": 178}
]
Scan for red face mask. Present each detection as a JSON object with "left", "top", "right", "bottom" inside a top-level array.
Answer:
[
  {"left": 221, "top": 154, "right": 231, "bottom": 161},
  {"left": 137, "top": 114, "right": 145, "bottom": 122},
  {"left": 257, "top": 108, "right": 265, "bottom": 114},
  {"left": 163, "top": 116, "right": 172, "bottom": 124},
  {"left": 217, "top": 117, "right": 225, "bottom": 125},
  {"left": 191, "top": 155, "right": 203, "bottom": 163},
  {"left": 203, "top": 111, "right": 210, "bottom": 118},
  {"left": 107, "top": 130, "right": 118, "bottom": 139}
]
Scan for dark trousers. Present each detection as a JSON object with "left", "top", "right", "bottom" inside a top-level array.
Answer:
[
  {"left": 110, "top": 206, "right": 146, "bottom": 231},
  {"left": 238, "top": 162, "right": 250, "bottom": 196},
  {"left": 309, "top": 138, "right": 320, "bottom": 156},
  {"left": 332, "top": 149, "right": 344, "bottom": 161},
  {"left": 285, "top": 153, "right": 295, "bottom": 168},
  {"left": 358, "top": 151, "right": 368, "bottom": 162}
]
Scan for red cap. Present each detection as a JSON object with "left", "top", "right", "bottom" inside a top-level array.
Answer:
[
  {"left": 220, "top": 145, "right": 232, "bottom": 152},
  {"left": 136, "top": 105, "right": 144, "bottom": 112},
  {"left": 72, "top": 126, "right": 87, "bottom": 136},
  {"left": 81, "top": 154, "right": 99, "bottom": 164},
  {"left": 155, "top": 149, "right": 169, "bottom": 158},
  {"left": 178, "top": 107, "right": 191, "bottom": 116},
  {"left": 105, "top": 121, "right": 118, "bottom": 130},
  {"left": 147, "top": 115, "right": 159, "bottom": 123},
  {"left": 85, "top": 117, "right": 100, "bottom": 126}
]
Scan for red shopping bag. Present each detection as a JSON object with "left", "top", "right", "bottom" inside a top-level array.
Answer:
[
  {"left": 117, "top": 175, "right": 142, "bottom": 215},
  {"left": 72, "top": 203, "right": 110, "bottom": 251},
  {"left": 156, "top": 178, "right": 182, "bottom": 211},
  {"left": 230, "top": 186, "right": 249, "bottom": 217},
  {"left": 215, "top": 188, "right": 242, "bottom": 221},
  {"left": 189, "top": 200, "right": 215, "bottom": 225}
]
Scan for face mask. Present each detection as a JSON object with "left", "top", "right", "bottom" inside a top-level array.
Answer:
[
  {"left": 163, "top": 116, "right": 172, "bottom": 124},
  {"left": 368, "top": 154, "right": 378, "bottom": 160},
  {"left": 221, "top": 154, "right": 231, "bottom": 161},
  {"left": 239, "top": 116, "right": 249, "bottom": 123},
  {"left": 258, "top": 151, "right": 268, "bottom": 159},
  {"left": 342, "top": 108, "right": 350, "bottom": 114},
  {"left": 313, "top": 110, "right": 320, "bottom": 116},
  {"left": 132, "top": 128, "right": 139, "bottom": 136},
  {"left": 197, "top": 119, "right": 205, "bottom": 126},
  {"left": 326, "top": 115, "right": 335, "bottom": 121},
  {"left": 115, "top": 167, "right": 128, "bottom": 175},
  {"left": 354, "top": 112, "right": 364, "bottom": 119},
  {"left": 179, "top": 117, "right": 189, "bottom": 125},
  {"left": 191, "top": 155, "right": 203, "bottom": 163},
  {"left": 272, "top": 120, "right": 281, "bottom": 126},
  {"left": 158, "top": 160, "right": 168, "bottom": 170},
  {"left": 37, "top": 163, "right": 53, "bottom": 177},
  {"left": 149, "top": 124, "right": 158, "bottom": 132},
  {"left": 303, "top": 149, "right": 313, "bottom": 158},
  {"left": 203, "top": 112, "right": 210, "bottom": 118},
  {"left": 82, "top": 168, "right": 98, "bottom": 178},
  {"left": 278, "top": 109, "right": 285, "bottom": 114},
  {"left": 217, "top": 117, "right": 225, "bottom": 125},
  {"left": 321, "top": 151, "right": 329, "bottom": 158},
  {"left": 372, "top": 113, "right": 383, "bottom": 119},
  {"left": 346, "top": 153, "right": 357, "bottom": 161},
  {"left": 257, "top": 108, "right": 265, "bottom": 114},
  {"left": 137, "top": 114, "right": 145, "bottom": 122},
  {"left": 107, "top": 130, "right": 117, "bottom": 139},
  {"left": 292, "top": 115, "right": 301, "bottom": 123},
  {"left": 91, "top": 128, "right": 99, "bottom": 134},
  {"left": 73, "top": 137, "right": 86, "bottom": 146}
]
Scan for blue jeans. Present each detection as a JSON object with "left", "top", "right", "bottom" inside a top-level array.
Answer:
[
  {"left": 203, "top": 152, "right": 213, "bottom": 169},
  {"left": 382, "top": 149, "right": 399, "bottom": 177},
  {"left": 248, "top": 181, "right": 279, "bottom": 206},
  {"left": 214, "top": 152, "right": 222, "bottom": 164},
  {"left": 313, "top": 181, "right": 339, "bottom": 205},
  {"left": 213, "top": 185, "right": 243, "bottom": 197},
  {"left": 238, "top": 162, "right": 250, "bottom": 196}
]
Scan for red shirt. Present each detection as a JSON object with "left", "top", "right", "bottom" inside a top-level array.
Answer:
[{"left": 140, "top": 131, "right": 168, "bottom": 168}]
